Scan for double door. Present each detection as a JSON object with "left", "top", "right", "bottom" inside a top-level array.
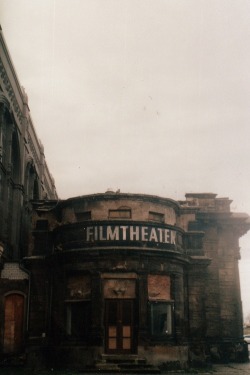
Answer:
[{"left": 105, "top": 299, "right": 136, "bottom": 354}]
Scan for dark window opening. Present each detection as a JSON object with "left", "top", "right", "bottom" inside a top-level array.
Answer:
[
  {"left": 0, "top": 168, "right": 5, "bottom": 201},
  {"left": 33, "top": 179, "right": 39, "bottom": 200},
  {"left": 66, "top": 301, "right": 91, "bottom": 340},
  {"left": 148, "top": 211, "right": 165, "bottom": 223},
  {"left": 10, "top": 132, "right": 20, "bottom": 183},
  {"left": 75, "top": 211, "right": 92, "bottom": 221},
  {"left": 150, "top": 302, "right": 173, "bottom": 337},
  {"left": 36, "top": 220, "right": 49, "bottom": 230}
]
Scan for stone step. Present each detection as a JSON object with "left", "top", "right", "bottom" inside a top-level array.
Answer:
[
  {"left": 101, "top": 354, "right": 146, "bottom": 364},
  {"left": 95, "top": 363, "right": 161, "bottom": 373},
  {"left": 95, "top": 355, "right": 161, "bottom": 373}
]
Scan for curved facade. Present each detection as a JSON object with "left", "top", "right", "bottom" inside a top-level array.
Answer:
[{"left": 25, "top": 192, "right": 250, "bottom": 369}]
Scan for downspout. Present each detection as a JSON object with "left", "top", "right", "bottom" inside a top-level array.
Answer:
[{"left": 19, "top": 262, "right": 31, "bottom": 332}]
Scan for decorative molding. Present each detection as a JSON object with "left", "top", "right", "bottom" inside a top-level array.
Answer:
[
  {"left": 27, "top": 133, "right": 40, "bottom": 166},
  {"left": 0, "top": 57, "right": 23, "bottom": 124},
  {"left": 113, "top": 287, "right": 126, "bottom": 296}
]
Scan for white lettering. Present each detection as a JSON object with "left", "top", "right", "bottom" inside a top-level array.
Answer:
[
  {"left": 157, "top": 228, "right": 163, "bottom": 242},
  {"left": 85, "top": 225, "right": 177, "bottom": 246},
  {"left": 99, "top": 226, "right": 106, "bottom": 241},
  {"left": 130, "top": 226, "right": 140, "bottom": 241},
  {"left": 171, "top": 231, "right": 176, "bottom": 245},
  {"left": 164, "top": 229, "right": 171, "bottom": 243},
  {"left": 86, "top": 227, "right": 94, "bottom": 241},
  {"left": 141, "top": 227, "right": 149, "bottom": 241},
  {"left": 149, "top": 228, "right": 158, "bottom": 242},
  {"left": 94, "top": 226, "right": 98, "bottom": 240},
  {"left": 120, "top": 226, "right": 128, "bottom": 240},
  {"left": 107, "top": 226, "right": 119, "bottom": 240}
]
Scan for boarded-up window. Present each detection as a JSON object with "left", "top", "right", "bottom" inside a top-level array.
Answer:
[
  {"left": 148, "top": 211, "right": 165, "bottom": 223},
  {"left": 148, "top": 275, "right": 171, "bottom": 300},
  {"left": 148, "top": 275, "right": 173, "bottom": 337},
  {"left": 109, "top": 209, "right": 131, "bottom": 219},
  {"left": 66, "top": 275, "right": 91, "bottom": 300}
]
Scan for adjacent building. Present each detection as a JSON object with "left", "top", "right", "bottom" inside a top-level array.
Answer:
[
  {"left": 0, "top": 25, "right": 57, "bottom": 361},
  {"left": 0, "top": 26, "right": 250, "bottom": 370}
]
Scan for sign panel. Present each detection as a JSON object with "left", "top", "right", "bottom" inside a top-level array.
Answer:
[
  {"left": 84, "top": 224, "right": 176, "bottom": 245},
  {"left": 54, "top": 222, "right": 181, "bottom": 251}
]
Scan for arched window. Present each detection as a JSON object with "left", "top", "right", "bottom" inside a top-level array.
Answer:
[
  {"left": 10, "top": 130, "right": 21, "bottom": 183},
  {"left": 33, "top": 178, "right": 39, "bottom": 200},
  {"left": 25, "top": 162, "right": 40, "bottom": 201},
  {"left": 6, "top": 127, "right": 22, "bottom": 258},
  {"left": 0, "top": 101, "right": 9, "bottom": 166},
  {"left": 0, "top": 102, "right": 22, "bottom": 258}
]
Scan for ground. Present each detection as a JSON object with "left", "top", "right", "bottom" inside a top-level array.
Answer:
[{"left": 1, "top": 363, "right": 250, "bottom": 375}]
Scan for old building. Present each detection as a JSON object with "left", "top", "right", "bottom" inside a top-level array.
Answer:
[
  {"left": 0, "top": 26, "right": 57, "bottom": 359},
  {"left": 24, "top": 192, "right": 250, "bottom": 369},
  {"left": 0, "top": 25, "right": 250, "bottom": 370}
]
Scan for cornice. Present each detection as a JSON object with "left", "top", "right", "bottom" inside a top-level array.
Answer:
[
  {"left": 27, "top": 133, "right": 40, "bottom": 166},
  {"left": 63, "top": 192, "right": 181, "bottom": 212},
  {"left": 0, "top": 57, "right": 23, "bottom": 124}
]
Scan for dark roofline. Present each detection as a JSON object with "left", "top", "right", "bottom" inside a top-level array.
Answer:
[{"left": 60, "top": 192, "right": 181, "bottom": 211}]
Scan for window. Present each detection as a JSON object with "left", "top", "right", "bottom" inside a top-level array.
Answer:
[
  {"left": 75, "top": 211, "right": 91, "bottom": 221},
  {"left": 148, "top": 211, "right": 165, "bottom": 223},
  {"left": 109, "top": 209, "right": 131, "bottom": 219},
  {"left": 66, "top": 301, "right": 90, "bottom": 339},
  {"left": 150, "top": 302, "right": 173, "bottom": 336},
  {"left": 36, "top": 220, "right": 48, "bottom": 230},
  {"left": 0, "top": 168, "right": 4, "bottom": 201}
]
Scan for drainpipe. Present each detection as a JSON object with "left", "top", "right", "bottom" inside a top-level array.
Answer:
[{"left": 19, "top": 262, "right": 31, "bottom": 332}]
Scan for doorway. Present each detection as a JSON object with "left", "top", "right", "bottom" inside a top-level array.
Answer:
[
  {"left": 3, "top": 293, "right": 25, "bottom": 353},
  {"left": 105, "top": 299, "right": 136, "bottom": 354}
]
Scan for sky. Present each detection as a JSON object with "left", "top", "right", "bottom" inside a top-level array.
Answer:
[{"left": 0, "top": 0, "right": 250, "bottom": 319}]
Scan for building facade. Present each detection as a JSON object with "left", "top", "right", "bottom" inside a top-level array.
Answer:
[
  {"left": 24, "top": 192, "right": 250, "bottom": 369},
  {"left": 0, "top": 26, "right": 250, "bottom": 370},
  {"left": 0, "top": 26, "right": 57, "bottom": 361}
]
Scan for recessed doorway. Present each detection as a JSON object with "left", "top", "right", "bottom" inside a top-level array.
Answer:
[
  {"left": 105, "top": 299, "right": 136, "bottom": 354},
  {"left": 3, "top": 293, "right": 25, "bottom": 353}
]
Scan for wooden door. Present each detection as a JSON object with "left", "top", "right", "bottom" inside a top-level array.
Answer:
[
  {"left": 4, "top": 294, "right": 25, "bottom": 353},
  {"left": 105, "top": 299, "right": 135, "bottom": 354}
]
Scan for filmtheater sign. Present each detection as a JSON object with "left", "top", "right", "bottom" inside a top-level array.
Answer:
[{"left": 85, "top": 224, "right": 177, "bottom": 245}]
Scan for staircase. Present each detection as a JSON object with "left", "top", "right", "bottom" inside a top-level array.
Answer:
[{"left": 95, "top": 354, "right": 161, "bottom": 373}]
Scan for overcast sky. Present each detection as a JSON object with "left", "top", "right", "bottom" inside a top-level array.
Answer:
[{"left": 1, "top": 0, "right": 250, "bottom": 318}]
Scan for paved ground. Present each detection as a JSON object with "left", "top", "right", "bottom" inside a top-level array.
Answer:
[
  {"left": 0, "top": 367, "right": 249, "bottom": 374},
  {"left": 205, "top": 362, "right": 250, "bottom": 374},
  {"left": 1, "top": 362, "right": 250, "bottom": 374}
]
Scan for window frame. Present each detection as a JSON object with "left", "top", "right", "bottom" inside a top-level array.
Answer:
[
  {"left": 75, "top": 211, "right": 92, "bottom": 221},
  {"left": 108, "top": 208, "right": 132, "bottom": 219},
  {"left": 148, "top": 211, "right": 165, "bottom": 223},
  {"left": 65, "top": 300, "right": 91, "bottom": 341},
  {"left": 148, "top": 300, "right": 174, "bottom": 339}
]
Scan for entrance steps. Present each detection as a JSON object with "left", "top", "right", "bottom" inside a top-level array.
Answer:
[
  {"left": 95, "top": 354, "right": 161, "bottom": 373},
  {"left": 0, "top": 353, "right": 26, "bottom": 367}
]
